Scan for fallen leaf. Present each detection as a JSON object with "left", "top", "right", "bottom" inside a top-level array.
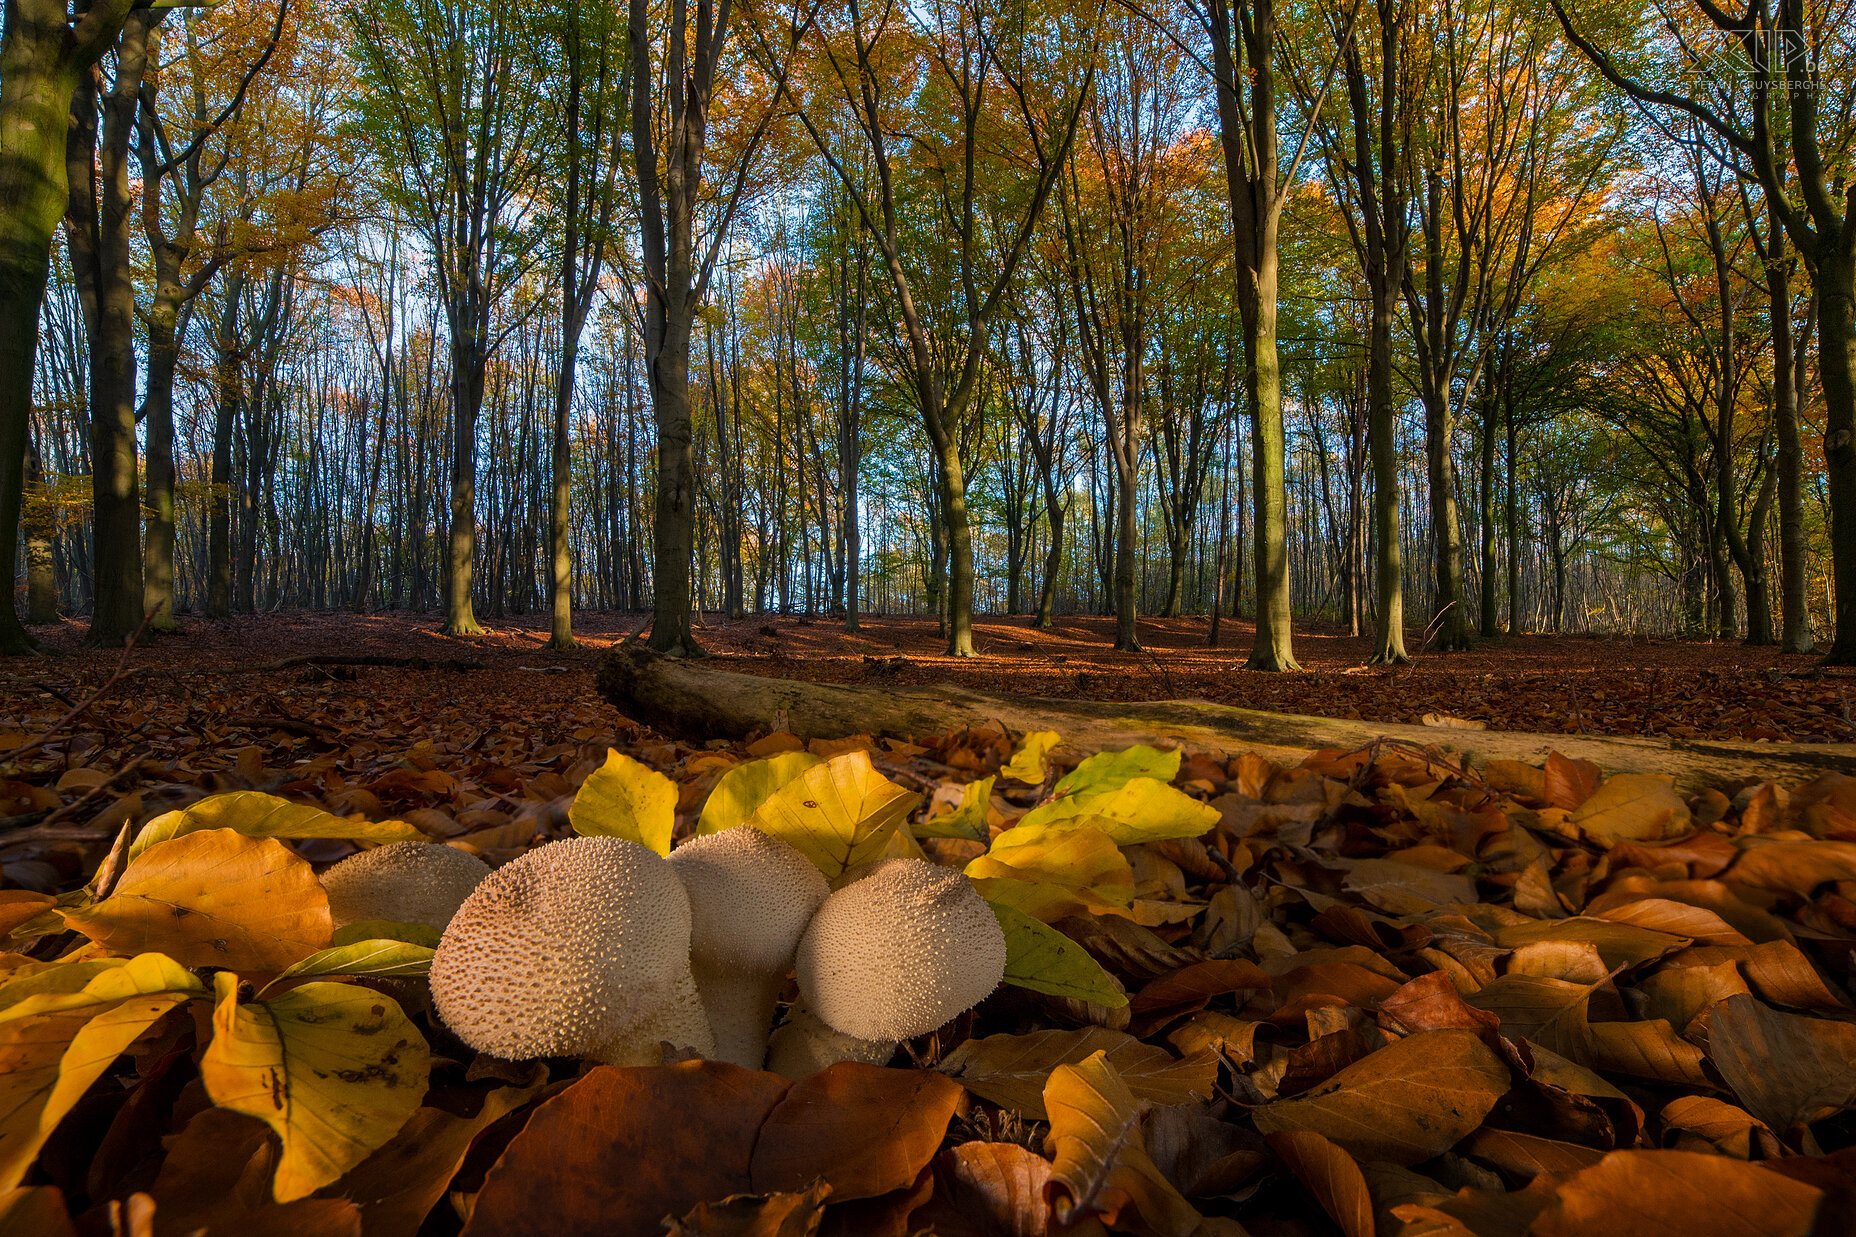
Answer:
[
  {"left": 966, "top": 825, "right": 1135, "bottom": 922},
  {"left": 131, "top": 792, "right": 422, "bottom": 859},
  {"left": 747, "top": 752, "right": 921, "bottom": 879},
  {"left": 1054, "top": 746, "right": 1181, "bottom": 797},
  {"left": 0, "top": 1186, "right": 77, "bottom": 1237},
  {"left": 201, "top": 971, "right": 430, "bottom": 1202},
  {"left": 266, "top": 938, "right": 435, "bottom": 991},
  {"left": 315, "top": 1076, "right": 546, "bottom": 1235},
  {"left": 697, "top": 752, "right": 822, "bottom": 836},
  {"left": 1571, "top": 775, "right": 1692, "bottom": 844},
  {"left": 1041, "top": 1050, "right": 1202, "bottom": 1236},
  {"left": 939, "top": 1027, "right": 1216, "bottom": 1119},
  {"left": 569, "top": 749, "right": 678, "bottom": 854},
  {"left": 918, "top": 1142, "right": 1054, "bottom": 1237},
  {"left": 63, "top": 829, "right": 331, "bottom": 972},
  {"left": 1707, "top": 993, "right": 1856, "bottom": 1134},
  {"left": 1249, "top": 1028, "right": 1509, "bottom": 1166},
  {"left": 1528, "top": 1149, "right": 1821, "bottom": 1236},
  {"left": 666, "top": 1181, "right": 832, "bottom": 1237},
  {"left": 750, "top": 1064, "right": 962, "bottom": 1202},
  {"left": 462, "top": 1063, "right": 791, "bottom": 1237},
  {"left": 0, "top": 953, "right": 201, "bottom": 1191},
  {"left": 1266, "top": 1130, "right": 1372, "bottom": 1237},
  {"left": 991, "top": 902, "right": 1127, "bottom": 1006},
  {"left": 148, "top": 1107, "right": 366, "bottom": 1237},
  {"left": 916, "top": 776, "right": 995, "bottom": 842},
  {"left": 1000, "top": 732, "right": 1063, "bottom": 786},
  {"left": 1015, "top": 778, "right": 1219, "bottom": 844}
]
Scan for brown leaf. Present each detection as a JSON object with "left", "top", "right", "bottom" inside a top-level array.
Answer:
[
  {"left": 937, "top": 1027, "right": 1216, "bottom": 1120},
  {"left": 0, "top": 893, "right": 55, "bottom": 937},
  {"left": 461, "top": 1063, "right": 790, "bottom": 1237},
  {"left": 146, "top": 1107, "right": 366, "bottom": 1237},
  {"left": 1570, "top": 775, "right": 1692, "bottom": 844},
  {"left": 1658, "top": 1096, "right": 1782, "bottom": 1159},
  {"left": 315, "top": 1078, "right": 546, "bottom": 1236},
  {"left": 1527, "top": 1150, "right": 1822, "bottom": 1237},
  {"left": 1265, "top": 1130, "right": 1371, "bottom": 1237},
  {"left": 1725, "top": 839, "right": 1856, "bottom": 895},
  {"left": 916, "top": 1142, "right": 1058, "bottom": 1237},
  {"left": 1249, "top": 1029, "right": 1509, "bottom": 1166},
  {"left": 62, "top": 830, "right": 331, "bottom": 972},
  {"left": 0, "top": 1186, "right": 77, "bottom": 1237},
  {"left": 750, "top": 1064, "right": 962, "bottom": 1203},
  {"left": 1455, "top": 1127, "right": 1603, "bottom": 1176},
  {"left": 1543, "top": 754, "right": 1602, "bottom": 812},
  {"left": 1127, "top": 961, "right": 1272, "bottom": 1035},
  {"left": 665, "top": 1181, "right": 831, "bottom": 1237},
  {"left": 1376, "top": 972, "right": 1500, "bottom": 1038},
  {"left": 1708, "top": 994, "right": 1856, "bottom": 1134}
]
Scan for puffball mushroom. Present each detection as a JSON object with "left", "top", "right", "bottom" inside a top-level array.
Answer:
[
  {"left": 319, "top": 841, "right": 491, "bottom": 932},
  {"left": 667, "top": 826, "right": 829, "bottom": 1068},
  {"left": 767, "top": 858, "right": 1008, "bottom": 1078},
  {"left": 429, "top": 835, "right": 715, "bottom": 1065}
]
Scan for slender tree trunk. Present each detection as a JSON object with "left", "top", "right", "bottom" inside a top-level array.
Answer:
[
  {"left": 1478, "top": 397, "right": 1498, "bottom": 638},
  {"left": 23, "top": 440, "right": 57, "bottom": 622},
  {"left": 72, "top": 12, "right": 157, "bottom": 646},
  {"left": 1819, "top": 205, "right": 1856, "bottom": 663},
  {"left": 1777, "top": 270, "right": 1812, "bottom": 651},
  {"left": 1504, "top": 414, "right": 1520, "bottom": 636}
]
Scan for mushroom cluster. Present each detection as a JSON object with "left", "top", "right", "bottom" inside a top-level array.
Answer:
[{"left": 425, "top": 827, "right": 1008, "bottom": 1074}]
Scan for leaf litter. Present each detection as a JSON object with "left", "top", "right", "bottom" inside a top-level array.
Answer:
[{"left": 3, "top": 620, "right": 1856, "bottom": 1233}]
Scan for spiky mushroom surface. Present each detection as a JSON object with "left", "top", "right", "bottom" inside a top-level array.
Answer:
[
  {"left": 319, "top": 841, "right": 491, "bottom": 932},
  {"left": 429, "top": 835, "right": 714, "bottom": 1064},
  {"left": 774, "top": 858, "right": 1007, "bottom": 1076},
  {"left": 668, "top": 826, "right": 830, "bottom": 1068}
]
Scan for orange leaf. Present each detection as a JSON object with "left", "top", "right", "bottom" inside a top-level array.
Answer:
[
  {"left": 62, "top": 829, "right": 331, "bottom": 972},
  {"left": 749, "top": 1063, "right": 963, "bottom": 1203}
]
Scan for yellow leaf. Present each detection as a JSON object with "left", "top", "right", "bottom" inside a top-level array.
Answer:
[
  {"left": 62, "top": 830, "right": 331, "bottom": 972},
  {"left": 697, "top": 751, "right": 821, "bottom": 835},
  {"left": 966, "top": 823, "right": 1134, "bottom": 921},
  {"left": 989, "top": 901, "right": 1127, "bottom": 1006},
  {"left": 0, "top": 953, "right": 202, "bottom": 1190},
  {"left": 131, "top": 792, "right": 423, "bottom": 860},
  {"left": 1053, "top": 745, "right": 1180, "bottom": 796},
  {"left": 1571, "top": 774, "right": 1692, "bottom": 844},
  {"left": 746, "top": 751, "right": 921, "bottom": 879},
  {"left": 1042, "top": 1049, "right": 1203, "bottom": 1236},
  {"left": 999, "top": 732, "right": 1062, "bottom": 784},
  {"left": 569, "top": 750, "right": 678, "bottom": 855},
  {"left": 915, "top": 776, "right": 994, "bottom": 841},
  {"left": 1015, "top": 778, "right": 1219, "bottom": 844},
  {"left": 201, "top": 971, "right": 429, "bottom": 1203}
]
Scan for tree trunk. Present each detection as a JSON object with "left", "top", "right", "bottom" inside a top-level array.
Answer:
[
  {"left": 1777, "top": 270, "right": 1812, "bottom": 651},
  {"left": 0, "top": 0, "right": 136, "bottom": 655},
  {"left": 71, "top": 12, "right": 157, "bottom": 647},
  {"left": 23, "top": 440, "right": 57, "bottom": 623},
  {"left": 596, "top": 644, "right": 1856, "bottom": 794}
]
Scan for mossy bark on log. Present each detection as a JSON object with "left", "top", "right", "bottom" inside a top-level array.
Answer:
[{"left": 594, "top": 644, "right": 1856, "bottom": 793}]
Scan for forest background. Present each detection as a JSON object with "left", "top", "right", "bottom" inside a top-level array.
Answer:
[{"left": 2, "top": 0, "right": 1853, "bottom": 676}]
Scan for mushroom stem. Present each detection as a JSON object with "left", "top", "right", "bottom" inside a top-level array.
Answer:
[
  {"left": 765, "top": 1007, "right": 896, "bottom": 1079},
  {"left": 691, "top": 966, "right": 783, "bottom": 1069},
  {"left": 593, "top": 970, "right": 716, "bottom": 1066}
]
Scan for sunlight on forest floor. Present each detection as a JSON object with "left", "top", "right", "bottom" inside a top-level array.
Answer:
[{"left": 5, "top": 611, "right": 1849, "bottom": 744}]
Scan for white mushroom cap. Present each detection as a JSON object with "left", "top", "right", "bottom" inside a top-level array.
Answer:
[
  {"left": 670, "top": 827, "right": 829, "bottom": 972},
  {"left": 795, "top": 858, "right": 1008, "bottom": 1044},
  {"left": 667, "top": 826, "right": 830, "bottom": 1068},
  {"left": 320, "top": 842, "right": 491, "bottom": 932},
  {"left": 429, "top": 836, "right": 712, "bottom": 1062}
]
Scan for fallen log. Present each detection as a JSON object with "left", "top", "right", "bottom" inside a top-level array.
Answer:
[{"left": 594, "top": 644, "right": 1856, "bottom": 793}]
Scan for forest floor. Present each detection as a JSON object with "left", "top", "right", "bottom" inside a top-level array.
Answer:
[
  {"left": 7, "top": 610, "right": 1856, "bottom": 1235},
  {"left": 6, "top": 608, "right": 1852, "bottom": 746}
]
